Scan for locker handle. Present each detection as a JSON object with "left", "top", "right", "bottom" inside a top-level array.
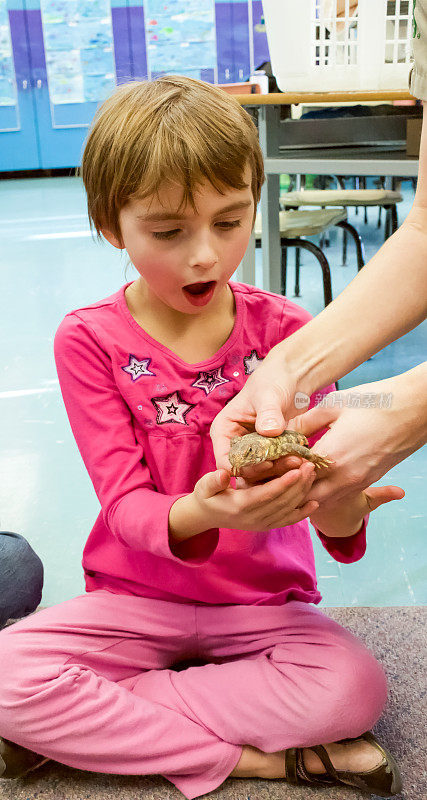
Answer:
[
  {"left": 36, "top": 79, "right": 42, "bottom": 89},
  {"left": 22, "top": 79, "right": 28, "bottom": 89}
]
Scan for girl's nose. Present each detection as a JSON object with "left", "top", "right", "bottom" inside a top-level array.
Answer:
[{"left": 188, "top": 233, "right": 219, "bottom": 270}]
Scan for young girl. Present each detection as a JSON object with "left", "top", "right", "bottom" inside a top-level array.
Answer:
[{"left": 0, "top": 77, "right": 404, "bottom": 798}]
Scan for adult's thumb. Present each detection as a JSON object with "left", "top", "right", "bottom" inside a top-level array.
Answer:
[
  {"left": 255, "top": 391, "right": 288, "bottom": 437},
  {"left": 365, "top": 485, "right": 405, "bottom": 511}
]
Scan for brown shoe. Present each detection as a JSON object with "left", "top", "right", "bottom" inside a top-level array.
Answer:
[
  {"left": 0, "top": 737, "right": 50, "bottom": 779},
  {"left": 284, "top": 731, "right": 402, "bottom": 797}
]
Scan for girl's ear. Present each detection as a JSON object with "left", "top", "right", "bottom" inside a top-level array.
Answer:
[{"left": 101, "top": 229, "right": 125, "bottom": 249}]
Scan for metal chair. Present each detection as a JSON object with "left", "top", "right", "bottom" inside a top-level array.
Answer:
[{"left": 253, "top": 208, "right": 365, "bottom": 307}]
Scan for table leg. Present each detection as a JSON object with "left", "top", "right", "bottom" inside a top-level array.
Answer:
[
  {"left": 258, "top": 105, "right": 282, "bottom": 295},
  {"left": 260, "top": 173, "right": 281, "bottom": 294},
  {"left": 237, "top": 230, "right": 256, "bottom": 285}
]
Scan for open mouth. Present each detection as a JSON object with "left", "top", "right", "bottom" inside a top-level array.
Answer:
[
  {"left": 183, "top": 281, "right": 216, "bottom": 295},
  {"left": 182, "top": 280, "right": 217, "bottom": 306}
]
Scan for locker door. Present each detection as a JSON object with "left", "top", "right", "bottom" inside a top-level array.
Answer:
[
  {"left": 251, "top": 1, "right": 270, "bottom": 69},
  {"left": 0, "top": 0, "right": 40, "bottom": 171},
  {"left": 27, "top": 0, "right": 129, "bottom": 169}
]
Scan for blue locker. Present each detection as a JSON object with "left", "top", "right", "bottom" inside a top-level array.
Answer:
[
  {"left": 0, "top": 0, "right": 271, "bottom": 171},
  {"left": 0, "top": 0, "right": 133, "bottom": 170},
  {"left": 26, "top": 0, "right": 128, "bottom": 169},
  {"left": 0, "top": 0, "right": 40, "bottom": 170}
]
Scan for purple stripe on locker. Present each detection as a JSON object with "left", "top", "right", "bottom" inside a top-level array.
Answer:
[
  {"left": 215, "top": 2, "right": 250, "bottom": 83},
  {"left": 111, "top": 6, "right": 132, "bottom": 83},
  {"left": 231, "top": 2, "right": 250, "bottom": 80},
  {"left": 128, "top": 5, "right": 147, "bottom": 80},
  {"left": 200, "top": 68, "right": 215, "bottom": 83},
  {"left": 252, "top": 1, "right": 270, "bottom": 68},
  {"left": 24, "top": 9, "right": 47, "bottom": 83},
  {"left": 8, "top": 10, "right": 31, "bottom": 82}
]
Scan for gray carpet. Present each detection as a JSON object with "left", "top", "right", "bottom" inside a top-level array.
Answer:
[{"left": 0, "top": 606, "right": 425, "bottom": 800}]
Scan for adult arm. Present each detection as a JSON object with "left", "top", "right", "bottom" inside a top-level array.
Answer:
[
  {"left": 293, "top": 363, "right": 427, "bottom": 504},
  {"left": 211, "top": 108, "right": 427, "bottom": 480}
]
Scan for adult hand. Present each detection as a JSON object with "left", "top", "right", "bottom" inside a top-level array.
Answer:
[
  {"left": 289, "top": 373, "right": 427, "bottom": 505},
  {"left": 210, "top": 353, "right": 303, "bottom": 481}
]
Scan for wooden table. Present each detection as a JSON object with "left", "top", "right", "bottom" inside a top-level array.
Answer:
[{"left": 234, "top": 91, "right": 419, "bottom": 293}]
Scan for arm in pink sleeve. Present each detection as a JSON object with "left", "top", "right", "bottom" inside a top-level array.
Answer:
[
  {"left": 54, "top": 313, "right": 217, "bottom": 564},
  {"left": 314, "top": 516, "right": 368, "bottom": 563}
]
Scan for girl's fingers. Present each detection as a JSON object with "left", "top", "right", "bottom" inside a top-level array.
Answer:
[
  {"left": 239, "top": 455, "right": 304, "bottom": 482},
  {"left": 291, "top": 499, "right": 320, "bottom": 521},
  {"left": 255, "top": 464, "right": 315, "bottom": 519},
  {"left": 277, "top": 462, "right": 315, "bottom": 499},
  {"left": 256, "top": 468, "right": 301, "bottom": 500},
  {"left": 268, "top": 499, "right": 319, "bottom": 528},
  {"left": 242, "top": 464, "right": 316, "bottom": 525}
]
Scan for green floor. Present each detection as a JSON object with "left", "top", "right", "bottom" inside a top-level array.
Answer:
[{"left": 0, "top": 175, "right": 425, "bottom": 608}]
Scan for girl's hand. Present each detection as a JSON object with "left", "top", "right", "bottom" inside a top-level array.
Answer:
[
  {"left": 235, "top": 454, "right": 305, "bottom": 486},
  {"left": 191, "top": 461, "right": 319, "bottom": 531}
]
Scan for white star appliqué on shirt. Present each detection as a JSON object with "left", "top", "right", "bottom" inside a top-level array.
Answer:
[
  {"left": 151, "top": 391, "right": 195, "bottom": 425},
  {"left": 243, "top": 349, "right": 264, "bottom": 375},
  {"left": 191, "top": 367, "right": 230, "bottom": 395},
  {"left": 121, "top": 354, "right": 156, "bottom": 381}
]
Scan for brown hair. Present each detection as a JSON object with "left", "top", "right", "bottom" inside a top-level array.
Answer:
[{"left": 79, "top": 76, "right": 265, "bottom": 245}]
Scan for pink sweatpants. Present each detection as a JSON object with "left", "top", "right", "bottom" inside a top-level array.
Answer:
[{"left": 0, "top": 590, "right": 387, "bottom": 799}]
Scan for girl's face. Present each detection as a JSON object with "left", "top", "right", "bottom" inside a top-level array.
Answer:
[{"left": 103, "top": 164, "right": 255, "bottom": 318}]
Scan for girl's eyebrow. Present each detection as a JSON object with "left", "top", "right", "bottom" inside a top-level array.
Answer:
[{"left": 136, "top": 199, "right": 252, "bottom": 222}]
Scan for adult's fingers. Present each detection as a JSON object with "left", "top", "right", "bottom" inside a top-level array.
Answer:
[{"left": 289, "top": 402, "right": 341, "bottom": 437}]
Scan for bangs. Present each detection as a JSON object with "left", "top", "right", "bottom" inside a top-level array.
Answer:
[
  {"left": 81, "top": 77, "right": 264, "bottom": 243},
  {"left": 130, "top": 125, "right": 251, "bottom": 214}
]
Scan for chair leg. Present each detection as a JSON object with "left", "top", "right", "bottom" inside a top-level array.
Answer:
[
  {"left": 321, "top": 206, "right": 330, "bottom": 246},
  {"left": 361, "top": 178, "right": 368, "bottom": 223},
  {"left": 342, "top": 227, "right": 348, "bottom": 266},
  {"left": 391, "top": 203, "right": 398, "bottom": 234},
  {"left": 281, "top": 245, "right": 287, "bottom": 295},
  {"left": 384, "top": 207, "right": 391, "bottom": 241},
  {"left": 354, "top": 177, "right": 359, "bottom": 214},
  {"left": 295, "top": 247, "right": 301, "bottom": 296},
  {"left": 335, "top": 220, "right": 365, "bottom": 271},
  {"left": 284, "top": 237, "right": 332, "bottom": 307}
]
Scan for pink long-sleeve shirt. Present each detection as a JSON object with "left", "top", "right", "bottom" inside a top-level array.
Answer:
[{"left": 54, "top": 281, "right": 367, "bottom": 606}]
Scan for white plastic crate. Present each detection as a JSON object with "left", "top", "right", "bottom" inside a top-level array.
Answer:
[{"left": 262, "top": 0, "right": 414, "bottom": 91}]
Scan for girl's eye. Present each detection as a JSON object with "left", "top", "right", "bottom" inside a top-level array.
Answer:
[
  {"left": 151, "top": 220, "right": 241, "bottom": 240},
  {"left": 152, "top": 229, "right": 181, "bottom": 240},
  {"left": 217, "top": 220, "right": 241, "bottom": 230}
]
